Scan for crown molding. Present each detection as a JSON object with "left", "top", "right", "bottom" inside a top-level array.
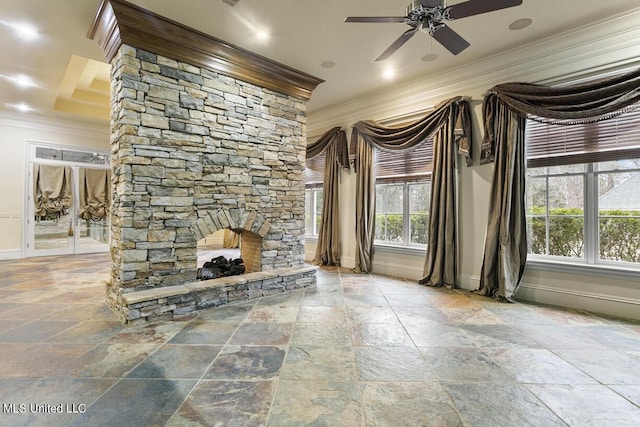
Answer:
[
  {"left": 87, "top": 0, "right": 324, "bottom": 101},
  {"left": 0, "top": 111, "right": 109, "bottom": 139}
]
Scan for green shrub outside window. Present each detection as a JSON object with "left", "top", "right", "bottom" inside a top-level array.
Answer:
[{"left": 375, "top": 181, "right": 430, "bottom": 247}]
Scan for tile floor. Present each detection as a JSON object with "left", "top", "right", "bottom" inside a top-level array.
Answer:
[{"left": 0, "top": 253, "right": 639, "bottom": 426}]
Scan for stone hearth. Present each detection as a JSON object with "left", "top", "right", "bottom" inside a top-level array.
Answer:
[{"left": 89, "top": 0, "right": 323, "bottom": 323}]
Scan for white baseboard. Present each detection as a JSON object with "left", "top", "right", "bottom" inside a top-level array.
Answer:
[
  {"left": 340, "top": 256, "right": 355, "bottom": 270},
  {"left": 304, "top": 250, "right": 315, "bottom": 263},
  {"left": 459, "top": 274, "right": 480, "bottom": 291},
  {"left": 372, "top": 259, "right": 423, "bottom": 281},
  {"left": 516, "top": 283, "right": 640, "bottom": 320},
  {"left": 304, "top": 252, "right": 356, "bottom": 270},
  {"left": 0, "top": 250, "right": 22, "bottom": 260},
  {"left": 455, "top": 274, "right": 640, "bottom": 320}
]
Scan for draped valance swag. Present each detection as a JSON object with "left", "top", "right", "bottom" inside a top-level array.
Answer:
[
  {"left": 350, "top": 96, "right": 472, "bottom": 166},
  {"left": 351, "top": 96, "right": 472, "bottom": 279},
  {"left": 79, "top": 168, "right": 111, "bottom": 221},
  {"left": 306, "top": 126, "right": 350, "bottom": 266},
  {"left": 481, "top": 67, "right": 640, "bottom": 163},
  {"left": 33, "top": 164, "right": 73, "bottom": 219},
  {"left": 478, "top": 68, "right": 640, "bottom": 301},
  {"left": 307, "top": 126, "right": 350, "bottom": 169}
]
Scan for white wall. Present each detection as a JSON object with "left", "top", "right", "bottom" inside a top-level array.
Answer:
[
  {"left": 0, "top": 113, "right": 109, "bottom": 258},
  {"left": 306, "top": 9, "right": 640, "bottom": 320}
]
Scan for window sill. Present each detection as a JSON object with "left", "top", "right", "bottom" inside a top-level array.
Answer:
[
  {"left": 374, "top": 243, "right": 426, "bottom": 257},
  {"left": 525, "top": 257, "right": 640, "bottom": 281}
]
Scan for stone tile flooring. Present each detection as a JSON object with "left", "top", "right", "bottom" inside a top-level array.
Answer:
[{"left": 0, "top": 253, "right": 639, "bottom": 426}]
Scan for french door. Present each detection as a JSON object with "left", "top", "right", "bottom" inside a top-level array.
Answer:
[{"left": 26, "top": 143, "right": 111, "bottom": 257}]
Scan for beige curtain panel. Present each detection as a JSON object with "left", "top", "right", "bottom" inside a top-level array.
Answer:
[
  {"left": 420, "top": 100, "right": 472, "bottom": 287},
  {"left": 306, "top": 127, "right": 350, "bottom": 266},
  {"left": 79, "top": 168, "right": 111, "bottom": 221},
  {"left": 351, "top": 96, "right": 472, "bottom": 275},
  {"left": 478, "top": 104, "right": 527, "bottom": 302},
  {"left": 223, "top": 229, "right": 240, "bottom": 248},
  {"left": 33, "top": 164, "right": 73, "bottom": 218},
  {"left": 478, "top": 67, "right": 640, "bottom": 301},
  {"left": 353, "top": 140, "right": 375, "bottom": 273}
]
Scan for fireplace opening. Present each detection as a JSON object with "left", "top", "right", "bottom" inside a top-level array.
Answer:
[
  {"left": 196, "top": 228, "right": 262, "bottom": 280},
  {"left": 239, "top": 230, "right": 262, "bottom": 273}
]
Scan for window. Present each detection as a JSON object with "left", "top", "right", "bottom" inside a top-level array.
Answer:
[
  {"left": 35, "top": 146, "right": 110, "bottom": 165},
  {"left": 525, "top": 110, "right": 640, "bottom": 268},
  {"left": 598, "top": 161, "right": 640, "bottom": 263},
  {"left": 375, "top": 181, "right": 430, "bottom": 246},
  {"left": 304, "top": 152, "right": 325, "bottom": 238},
  {"left": 374, "top": 140, "right": 432, "bottom": 248},
  {"left": 305, "top": 187, "right": 323, "bottom": 237},
  {"left": 527, "top": 164, "right": 586, "bottom": 259}
]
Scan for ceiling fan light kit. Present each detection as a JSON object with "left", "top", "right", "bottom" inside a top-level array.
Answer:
[
  {"left": 406, "top": 1, "right": 449, "bottom": 33},
  {"left": 345, "top": 0, "right": 523, "bottom": 61}
]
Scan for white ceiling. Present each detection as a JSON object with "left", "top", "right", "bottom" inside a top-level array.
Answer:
[{"left": 1, "top": 0, "right": 639, "bottom": 124}]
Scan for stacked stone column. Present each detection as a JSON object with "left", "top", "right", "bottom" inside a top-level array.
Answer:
[{"left": 107, "top": 44, "right": 308, "bottom": 318}]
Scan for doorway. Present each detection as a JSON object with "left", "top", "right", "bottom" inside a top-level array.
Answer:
[{"left": 26, "top": 143, "right": 111, "bottom": 257}]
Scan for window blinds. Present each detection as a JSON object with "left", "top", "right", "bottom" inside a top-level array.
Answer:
[
  {"left": 304, "top": 151, "right": 326, "bottom": 186},
  {"left": 306, "top": 140, "right": 434, "bottom": 183},
  {"left": 525, "top": 108, "right": 640, "bottom": 168},
  {"left": 374, "top": 137, "right": 433, "bottom": 182}
]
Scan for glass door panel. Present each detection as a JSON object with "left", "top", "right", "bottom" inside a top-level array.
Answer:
[
  {"left": 75, "top": 217, "right": 109, "bottom": 253},
  {"left": 75, "top": 166, "right": 110, "bottom": 254},
  {"left": 30, "top": 163, "right": 75, "bottom": 256},
  {"left": 33, "top": 210, "right": 74, "bottom": 252}
]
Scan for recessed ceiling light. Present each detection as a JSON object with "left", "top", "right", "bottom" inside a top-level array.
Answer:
[
  {"left": 12, "top": 74, "right": 34, "bottom": 88},
  {"left": 509, "top": 18, "right": 533, "bottom": 31},
  {"left": 8, "top": 22, "right": 39, "bottom": 40},
  {"left": 383, "top": 67, "right": 395, "bottom": 80},
  {"left": 420, "top": 54, "right": 438, "bottom": 62},
  {"left": 256, "top": 31, "right": 269, "bottom": 40},
  {"left": 6, "top": 102, "right": 33, "bottom": 112},
  {"left": 321, "top": 61, "right": 336, "bottom": 69}
]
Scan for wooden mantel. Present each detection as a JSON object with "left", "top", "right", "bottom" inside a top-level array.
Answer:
[{"left": 87, "top": 0, "right": 324, "bottom": 101}]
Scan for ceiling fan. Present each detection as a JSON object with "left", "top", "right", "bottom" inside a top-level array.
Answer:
[{"left": 345, "top": 0, "right": 523, "bottom": 61}]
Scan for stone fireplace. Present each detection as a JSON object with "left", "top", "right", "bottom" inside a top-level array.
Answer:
[{"left": 89, "top": 0, "right": 322, "bottom": 323}]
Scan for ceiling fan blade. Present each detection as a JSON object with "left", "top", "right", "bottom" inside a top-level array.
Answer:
[
  {"left": 430, "top": 24, "right": 470, "bottom": 55},
  {"left": 345, "top": 17, "right": 406, "bottom": 23},
  {"left": 375, "top": 28, "right": 418, "bottom": 61},
  {"left": 420, "top": 0, "right": 443, "bottom": 7},
  {"left": 447, "top": 0, "right": 523, "bottom": 20}
]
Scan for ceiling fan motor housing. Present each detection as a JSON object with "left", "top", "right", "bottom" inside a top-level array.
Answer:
[{"left": 405, "top": 0, "right": 449, "bottom": 34}]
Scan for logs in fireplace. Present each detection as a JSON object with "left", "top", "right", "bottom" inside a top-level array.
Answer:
[{"left": 197, "top": 256, "right": 246, "bottom": 280}]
